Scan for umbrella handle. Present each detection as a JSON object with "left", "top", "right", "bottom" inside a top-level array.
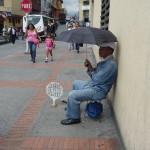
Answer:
[{"left": 86, "top": 44, "right": 87, "bottom": 59}]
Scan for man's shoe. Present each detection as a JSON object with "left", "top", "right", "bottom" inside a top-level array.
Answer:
[{"left": 61, "top": 118, "right": 81, "bottom": 125}]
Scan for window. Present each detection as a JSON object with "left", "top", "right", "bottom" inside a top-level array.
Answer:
[
  {"left": 27, "top": 16, "right": 40, "bottom": 25},
  {"left": 9, "top": 18, "right": 12, "bottom": 23},
  {"left": 18, "top": 19, "right": 20, "bottom": 24},
  {"left": 12, "top": 19, "right": 15, "bottom": 25},
  {"left": 100, "top": 0, "right": 110, "bottom": 30},
  {"left": 83, "top": 1, "right": 89, "bottom": 5},
  {"left": 44, "top": 0, "right": 46, "bottom": 7},
  {"left": 0, "top": 0, "right": 4, "bottom": 6}
]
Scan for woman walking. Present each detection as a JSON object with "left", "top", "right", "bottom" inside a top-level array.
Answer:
[{"left": 24, "top": 23, "right": 41, "bottom": 63}]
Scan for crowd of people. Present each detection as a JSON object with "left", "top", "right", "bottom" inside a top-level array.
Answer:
[
  {"left": 67, "top": 22, "right": 83, "bottom": 53},
  {"left": 23, "top": 19, "right": 84, "bottom": 63},
  {"left": 2, "top": 20, "right": 84, "bottom": 63}
]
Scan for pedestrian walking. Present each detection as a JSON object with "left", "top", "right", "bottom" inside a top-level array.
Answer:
[
  {"left": 45, "top": 33, "right": 55, "bottom": 63},
  {"left": 46, "top": 20, "right": 55, "bottom": 38},
  {"left": 8, "top": 26, "right": 16, "bottom": 44},
  {"left": 2, "top": 26, "right": 7, "bottom": 35},
  {"left": 21, "top": 28, "right": 24, "bottom": 40},
  {"left": 53, "top": 21, "right": 58, "bottom": 38},
  {"left": 46, "top": 19, "right": 56, "bottom": 47},
  {"left": 74, "top": 22, "right": 80, "bottom": 53},
  {"left": 24, "top": 23, "right": 41, "bottom": 63},
  {"left": 67, "top": 23, "right": 75, "bottom": 50}
]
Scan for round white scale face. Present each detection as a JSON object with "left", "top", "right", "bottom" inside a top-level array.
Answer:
[{"left": 46, "top": 82, "right": 63, "bottom": 100}]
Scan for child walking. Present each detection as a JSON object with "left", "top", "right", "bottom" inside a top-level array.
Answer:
[{"left": 45, "top": 33, "right": 54, "bottom": 62}]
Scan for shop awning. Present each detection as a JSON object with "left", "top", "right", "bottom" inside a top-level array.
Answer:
[{"left": 0, "top": 11, "right": 12, "bottom": 18}]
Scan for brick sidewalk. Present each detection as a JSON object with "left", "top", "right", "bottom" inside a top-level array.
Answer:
[{"left": 0, "top": 40, "right": 121, "bottom": 150}]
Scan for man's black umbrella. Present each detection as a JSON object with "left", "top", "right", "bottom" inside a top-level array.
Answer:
[
  {"left": 55, "top": 27, "right": 117, "bottom": 45},
  {"left": 55, "top": 27, "right": 117, "bottom": 58}
]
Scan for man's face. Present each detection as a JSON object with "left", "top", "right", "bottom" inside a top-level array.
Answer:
[{"left": 99, "top": 47, "right": 108, "bottom": 58}]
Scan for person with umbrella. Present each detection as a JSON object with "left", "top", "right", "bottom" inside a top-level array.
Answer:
[{"left": 61, "top": 42, "right": 118, "bottom": 125}]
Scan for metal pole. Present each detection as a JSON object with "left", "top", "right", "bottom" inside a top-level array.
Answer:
[
  {"left": 25, "top": 12, "right": 29, "bottom": 53},
  {"left": 86, "top": 44, "right": 87, "bottom": 59}
]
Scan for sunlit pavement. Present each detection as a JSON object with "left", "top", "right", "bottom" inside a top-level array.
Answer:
[{"left": 0, "top": 36, "right": 122, "bottom": 149}]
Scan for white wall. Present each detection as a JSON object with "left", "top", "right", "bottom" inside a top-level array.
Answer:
[
  {"left": 92, "top": 0, "right": 101, "bottom": 62},
  {"left": 109, "top": 0, "right": 150, "bottom": 149},
  {"left": 93, "top": 0, "right": 150, "bottom": 149}
]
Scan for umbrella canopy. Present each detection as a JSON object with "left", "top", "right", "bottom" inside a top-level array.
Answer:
[{"left": 55, "top": 27, "right": 117, "bottom": 45}]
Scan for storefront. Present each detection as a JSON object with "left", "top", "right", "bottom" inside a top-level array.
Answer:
[
  {"left": 0, "top": 11, "right": 12, "bottom": 33},
  {"left": 0, "top": 11, "right": 23, "bottom": 33}
]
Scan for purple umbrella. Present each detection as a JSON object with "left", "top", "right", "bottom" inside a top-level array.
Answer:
[{"left": 55, "top": 27, "right": 117, "bottom": 57}]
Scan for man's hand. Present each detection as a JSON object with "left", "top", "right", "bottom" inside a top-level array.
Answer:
[
  {"left": 84, "top": 59, "right": 93, "bottom": 71},
  {"left": 84, "top": 59, "right": 90, "bottom": 67}
]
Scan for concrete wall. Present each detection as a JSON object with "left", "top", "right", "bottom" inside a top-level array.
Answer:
[
  {"left": 12, "top": 0, "right": 24, "bottom": 16},
  {"left": 79, "top": 0, "right": 83, "bottom": 21},
  {"left": 0, "top": 0, "right": 12, "bottom": 11},
  {"left": 93, "top": 0, "right": 150, "bottom": 149},
  {"left": 79, "top": 0, "right": 93, "bottom": 24},
  {"left": 92, "top": 0, "right": 101, "bottom": 62}
]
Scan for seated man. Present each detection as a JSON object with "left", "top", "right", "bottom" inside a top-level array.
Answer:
[{"left": 61, "top": 42, "right": 118, "bottom": 125}]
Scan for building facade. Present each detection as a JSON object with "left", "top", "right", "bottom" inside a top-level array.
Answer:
[
  {"left": 0, "top": 0, "right": 64, "bottom": 33},
  {"left": 89, "top": 0, "right": 150, "bottom": 149},
  {"left": 79, "top": 0, "right": 94, "bottom": 26},
  {"left": 41, "top": 0, "right": 51, "bottom": 16},
  {"left": 30, "top": 0, "right": 41, "bottom": 14},
  {"left": 0, "top": 0, "right": 25, "bottom": 32},
  {"left": 50, "top": 0, "right": 63, "bottom": 20}
]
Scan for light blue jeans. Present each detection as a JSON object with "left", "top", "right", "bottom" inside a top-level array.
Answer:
[
  {"left": 28, "top": 41, "right": 37, "bottom": 61},
  {"left": 66, "top": 80, "right": 106, "bottom": 119}
]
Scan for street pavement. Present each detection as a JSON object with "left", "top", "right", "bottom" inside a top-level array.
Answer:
[{"left": 0, "top": 26, "right": 122, "bottom": 150}]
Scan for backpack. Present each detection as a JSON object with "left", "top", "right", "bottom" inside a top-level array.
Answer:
[{"left": 85, "top": 101, "right": 103, "bottom": 118}]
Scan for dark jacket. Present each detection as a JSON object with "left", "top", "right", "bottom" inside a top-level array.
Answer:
[{"left": 47, "top": 24, "right": 55, "bottom": 34}]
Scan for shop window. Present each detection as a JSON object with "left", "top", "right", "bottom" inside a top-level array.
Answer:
[
  {"left": 12, "top": 19, "right": 15, "bottom": 25},
  {"left": 18, "top": 19, "right": 20, "bottom": 24},
  {"left": 0, "top": 0, "right": 4, "bottom": 6},
  {"left": 100, "top": 0, "right": 110, "bottom": 30}
]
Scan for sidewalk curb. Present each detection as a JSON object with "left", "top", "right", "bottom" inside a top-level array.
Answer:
[{"left": 0, "top": 41, "right": 10, "bottom": 45}]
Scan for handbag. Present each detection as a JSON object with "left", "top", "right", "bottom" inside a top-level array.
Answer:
[
  {"left": 79, "top": 43, "right": 83, "bottom": 47},
  {"left": 32, "top": 38, "right": 39, "bottom": 44}
]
